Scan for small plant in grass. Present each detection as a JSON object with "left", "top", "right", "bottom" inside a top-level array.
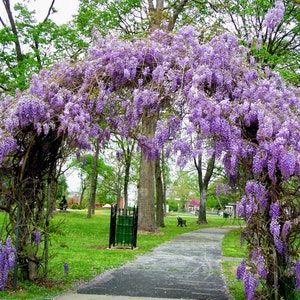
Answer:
[
  {"left": 222, "top": 261, "right": 245, "bottom": 300},
  {"left": 222, "top": 228, "right": 247, "bottom": 258},
  {"left": 70, "top": 204, "right": 82, "bottom": 209}
]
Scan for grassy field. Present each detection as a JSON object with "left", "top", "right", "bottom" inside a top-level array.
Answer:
[
  {"left": 0, "top": 210, "right": 246, "bottom": 300},
  {"left": 222, "top": 227, "right": 247, "bottom": 299}
]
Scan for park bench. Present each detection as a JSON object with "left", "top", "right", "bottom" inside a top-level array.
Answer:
[
  {"left": 59, "top": 196, "right": 68, "bottom": 211},
  {"left": 177, "top": 216, "right": 187, "bottom": 227},
  {"left": 59, "top": 202, "right": 68, "bottom": 210}
]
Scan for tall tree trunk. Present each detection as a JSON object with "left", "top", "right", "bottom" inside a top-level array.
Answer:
[
  {"left": 88, "top": 140, "right": 99, "bottom": 218},
  {"left": 195, "top": 153, "right": 216, "bottom": 224},
  {"left": 124, "top": 162, "right": 130, "bottom": 209},
  {"left": 137, "top": 0, "right": 188, "bottom": 232},
  {"left": 155, "top": 156, "right": 165, "bottom": 227},
  {"left": 198, "top": 187, "right": 207, "bottom": 224},
  {"left": 138, "top": 153, "right": 156, "bottom": 231},
  {"left": 161, "top": 148, "right": 167, "bottom": 216},
  {"left": 137, "top": 112, "right": 157, "bottom": 232},
  {"left": 79, "top": 185, "right": 85, "bottom": 207},
  {"left": 123, "top": 143, "right": 134, "bottom": 209},
  {"left": 79, "top": 169, "right": 86, "bottom": 207}
]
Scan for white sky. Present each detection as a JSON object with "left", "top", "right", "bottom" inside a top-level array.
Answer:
[
  {"left": 65, "top": 168, "right": 81, "bottom": 192},
  {"left": 31, "top": 0, "right": 79, "bottom": 24},
  {"left": 0, "top": 0, "right": 79, "bottom": 25}
]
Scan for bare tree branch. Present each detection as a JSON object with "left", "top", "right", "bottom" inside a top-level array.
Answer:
[
  {"left": 43, "top": 0, "right": 56, "bottom": 23},
  {"left": 2, "top": 0, "right": 23, "bottom": 61},
  {"left": 168, "top": 0, "right": 189, "bottom": 31}
]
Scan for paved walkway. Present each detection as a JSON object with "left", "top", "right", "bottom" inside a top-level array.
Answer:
[{"left": 54, "top": 227, "right": 237, "bottom": 300}]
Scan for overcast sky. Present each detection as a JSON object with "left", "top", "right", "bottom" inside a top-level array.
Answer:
[
  {"left": 0, "top": 0, "right": 79, "bottom": 25},
  {"left": 31, "top": 0, "right": 79, "bottom": 24}
]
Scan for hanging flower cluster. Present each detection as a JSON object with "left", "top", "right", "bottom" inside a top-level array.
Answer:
[
  {"left": 33, "top": 232, "right": 42, "bottom": 247},
  {"left": 263, "top": 0, "right": 285, "bottom": 31},
  {"left": 0, "top": 237, "right": 16, "bottom": 290}
]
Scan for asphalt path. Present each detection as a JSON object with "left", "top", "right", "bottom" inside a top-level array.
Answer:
[{"left": 54, "top": 227, "right": 237, "bottom": 300}]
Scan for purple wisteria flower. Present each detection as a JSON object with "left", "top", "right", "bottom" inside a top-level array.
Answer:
[
  {"left": 243, "top": 270, "right": 257, "bottom": 300},
  {"left": 275, "top": 238, "right": 284, "bottom": 254},
  {"left": 279, "top": 151, "right": 296, "bottom": 179},
  {"left": 216, "top": 183, "right": 222, "bottom": 196},
  {"left": 0, "top": 137, "right": 17, "bottom": 164},
  {"left": 263, "top": 1, "right": 285, "bottom": 31},
  {"left": 34, "top": 232, "right": 42, "bottom": 246},
  {"left": 237, "top": 259, "right": 246, "bottom": 280},
  {"left": 64, "top": 262, "right": 69, "bottom": 276},
  {"left": 223, "top": 184, "right": 229, "bottom": 195},
  {"left": 296, "top": 260, "right": 300, "bottom": 290},
  {"left": 0, "top": 237, "right": 16, "bottom": 290},
  {"left": 270, "top": 219, "right": 281, "bottom": 239},
  {"left": 269, "top": 201, "right": 280, "bottom": 219},
  {"left": 252, "top": 248, "right": 268, "bottom": 279}
]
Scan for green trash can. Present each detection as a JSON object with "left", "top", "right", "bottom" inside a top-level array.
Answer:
[
  {"left": 116, "top": 215, "right": 134, "bottom": 245},
  {"left": 223, "top": 212, "right": 230, "bottom": 218}
]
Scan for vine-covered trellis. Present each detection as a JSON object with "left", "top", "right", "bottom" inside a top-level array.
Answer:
[{"left": 0, "top": 24, "right": 299, "bottom": 298}]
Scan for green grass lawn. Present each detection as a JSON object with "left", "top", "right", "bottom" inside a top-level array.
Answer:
[
  {"left": 221, "top": 227, "right": 247, "bottom": 299},
  {"left": 0, "top": 210, "right": 246, "bottom": 300}
]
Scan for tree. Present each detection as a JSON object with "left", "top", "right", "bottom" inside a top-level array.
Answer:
[
  {"left": 155, "top": 156, "right": 164, "bottom": 227},
  {"left": 113, "top": 136, "right": 137, "bottom": 209},
  {"left": 88, "top": 139, "right": 100, "bottom": 218},
  {"left": 194, "top": 153, "right": 215, "bottom": 223},
  {"left": 212, "top": 0, "right": 300, "bottom": 85},
  {"left": 171, "top": 170, "right": 200, "bottom": 210},
  {"left": 74, "top": 0, "right": 213, "bottom": 231},
  {"left": 0, "top": 0, "right": 86, "bottom": 93},
  {"left": 181, "top": 127, "right": 218, "bottom": 223},
  {"left": 70, "top": 153, "right": 115, "bottom": 210}
]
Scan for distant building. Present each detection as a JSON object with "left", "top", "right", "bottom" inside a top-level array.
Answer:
[
  {"left": 68, "top": 192, "right": 80, "bottom": 205},
  {"left": 185, "top": 197, "right": 200, "bottom": 213}
]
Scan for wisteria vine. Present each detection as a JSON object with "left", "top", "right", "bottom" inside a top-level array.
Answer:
[{"left": 0, "top": 16, "right": 299, "bottom": 297}]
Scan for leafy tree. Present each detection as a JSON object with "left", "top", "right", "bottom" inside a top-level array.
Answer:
[
  {"left": 166, "top": 199, "right": 179, "bottom": 212},
  {"left": 88, "top": 139, "right": 100, "bottom": 218},
  {"left": 74, "top": 0, "right": 216, "bottom": 229},
  {"left": 73, "top": 0, "right": 300, "bottom": 230},
  {"left": 171, "top": 170, "right": 200, "bottom": 210},
  {"left": 76, "top": 0, "right": 148, "bottom": 37},
  {"left": 212, "top": 0, "right": 300, "bottom": 85},
  {"left": 113, "top": 135, "right": 138, "bottom": 209},
  {"left": 70, "top": 153, "right": 115, "bottom": 211},
  {"left": 0, "top": 0, "right": 86, "bottom": 93}
]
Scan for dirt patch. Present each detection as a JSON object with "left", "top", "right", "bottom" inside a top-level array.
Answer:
[
  {"left": 137, "top": 230, "right": 164, "bottom": 235},
  {"left": 90, "top": 244, "right": 108, "bottom": 249}
]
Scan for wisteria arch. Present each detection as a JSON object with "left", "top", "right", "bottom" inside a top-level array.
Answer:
[{"left": 0, "top": 26, "right": 299, "bottom": 298}]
